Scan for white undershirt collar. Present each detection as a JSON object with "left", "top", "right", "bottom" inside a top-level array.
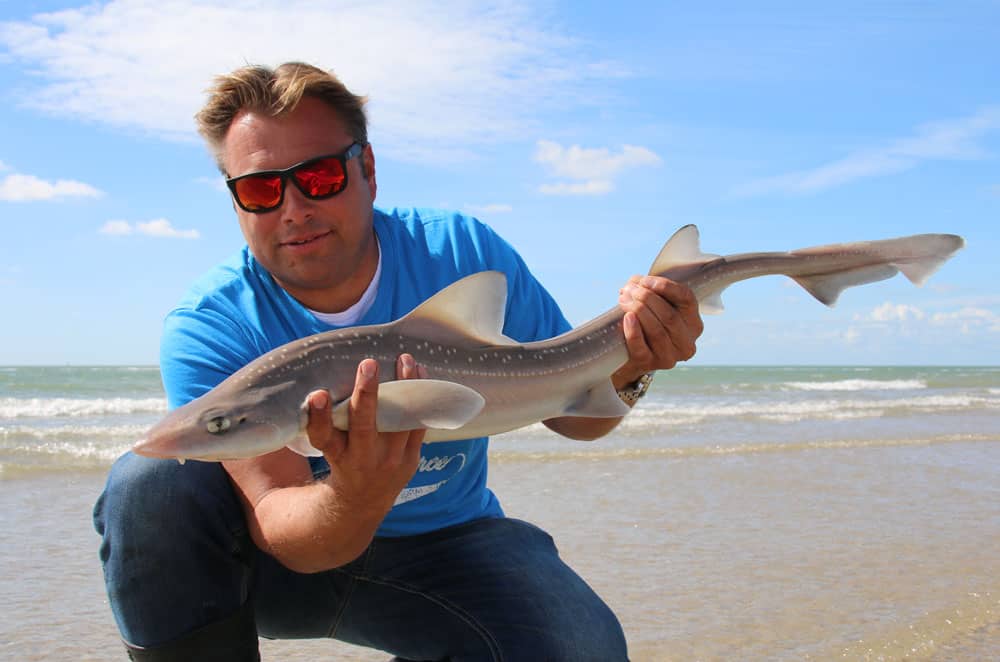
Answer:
[{"left": 308, "top": 237, "right": 382, "bottom": 327}]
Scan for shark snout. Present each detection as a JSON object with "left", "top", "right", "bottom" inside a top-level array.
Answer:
[{"left": 132, "top": 427, "right": 179, "bottom": 459}]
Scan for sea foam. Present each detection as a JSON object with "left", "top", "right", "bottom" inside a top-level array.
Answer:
[
  {"left": 781, "top": 379, "right": 927, "bottom": 392},
  {"left": 0, "top": 397, "right": 166, "bottom": 418}
]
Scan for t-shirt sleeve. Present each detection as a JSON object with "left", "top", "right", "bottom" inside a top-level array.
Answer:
[
  {"left": 470, "top": 222, "right": 571, "bottom": 343},
  {"left": 159, "top": 306, "right": 257, "bottom": 409}
]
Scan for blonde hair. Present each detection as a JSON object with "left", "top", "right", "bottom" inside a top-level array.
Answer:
[{"left": 195, "top": 62, "right": 368, "bottom": 172}]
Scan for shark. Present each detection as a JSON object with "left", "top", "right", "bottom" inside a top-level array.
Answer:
[{"left": 133, "top": 225, "right": 965, "bottom": 462}]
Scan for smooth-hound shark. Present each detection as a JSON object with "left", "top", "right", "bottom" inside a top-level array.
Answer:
[{"left": 134, "top": 225, "right": 964, "bottom": 462}]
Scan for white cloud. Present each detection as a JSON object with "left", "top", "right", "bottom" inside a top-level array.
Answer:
[
  {"left": 464, "top": 203, "right": 513, "bottom": 215},
  {"left": 99, "top": 218, "right": 200, "bottom": 239},
  {"left": 0, "top": 172, "right": 103, "bottom": 202},
  {"left": 535, "top": 141, "right": 662, "bottom": 180},
  {"left": 865, "top": 302, "right": 926, "bottom": 323},
  {"left": 138, "top": 219, "right": 200, "bottom": 239},
  {"left": 99, "top": 220, "right": 133, "bottom": 236},
  {"left": 738, "top": 106, "right": 1000, "bottom": 196},
  {"left": 195, "top": 176, "right": 228, "bottom": 193},
  {"left": 538, "top": 180, "right": 614, "bottom": 196},
  {"left": 850, "top": 300, "right": 999, "bottom": 338},
  {"left": 0, "top": 1, "right": 618, "bottom": 163},
  {"left": 534, "top": 140, "right": 661, "bottom": 196},
  {"left": 0, "top": 265, "right": 21, "bottom": 288},
  {"left": 931, "top": 307, "right": 1000, "bottom": 334}
]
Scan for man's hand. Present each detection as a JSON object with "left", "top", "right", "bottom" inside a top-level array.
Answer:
[
  {"left": 304, "top": 354, "right": 427, "bottom": 521},
  {"left": 543, "top": 275, "right": 703, "bottom": 441},
  {"left": 225, "top": 353, "right": 427, "bottom": 573},
  {"left": 613, "top": 275, "right": 703, "bottom": 389}
]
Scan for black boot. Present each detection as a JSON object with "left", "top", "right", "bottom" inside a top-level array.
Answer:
[{"left": 122, "top": 602, "right": 259, "bottom": 661}]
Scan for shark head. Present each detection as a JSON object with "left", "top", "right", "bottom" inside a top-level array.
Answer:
[{"left": 133, "top": 379, "right": 304, "bottom": 462}]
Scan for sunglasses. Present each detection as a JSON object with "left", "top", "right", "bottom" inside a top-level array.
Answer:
[{"left": 225, "top": 142, "right": 364, "bottom": 213}]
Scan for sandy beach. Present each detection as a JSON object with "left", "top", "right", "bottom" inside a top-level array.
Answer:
[{"left": 2, "top": 365, "right": 998, "bottom": 660}]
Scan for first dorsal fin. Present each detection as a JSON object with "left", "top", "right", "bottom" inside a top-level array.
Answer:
[
  {"left": 648, "top": 225, "right": 721, "bottom": 275},
  {"left": 392, "top": 271, "right": 515, "bottom": 346}
]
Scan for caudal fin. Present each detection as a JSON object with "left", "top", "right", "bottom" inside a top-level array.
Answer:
[
  {"left": 892, "top": 234, "right": 966, "bottom": 286},
  {"left": 790, "top": 233, "right": 966, "bottom": 307}
]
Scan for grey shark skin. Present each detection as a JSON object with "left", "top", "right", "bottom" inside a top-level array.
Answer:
[{"left": 134, "top": 225, "right": 965, "bottom": 462}]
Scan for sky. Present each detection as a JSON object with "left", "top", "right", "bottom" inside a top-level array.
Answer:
[{"left": 0, "top": 0, "right": 997, "bottom": 366}]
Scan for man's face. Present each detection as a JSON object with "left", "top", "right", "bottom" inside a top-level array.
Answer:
[{"left": 221, "top": 96, "right": 378, "bottom": 312}]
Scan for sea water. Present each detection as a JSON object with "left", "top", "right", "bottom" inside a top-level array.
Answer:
[{"left": 1, "top": 365, "right": 997, "bottom": 660}]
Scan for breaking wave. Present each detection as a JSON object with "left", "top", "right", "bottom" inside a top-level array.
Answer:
[
  {"left": 625, "top": 393, "right": 998, "bottom": 427},
  {"left": 781, "top": 379, "right": 927, "bottom": 392},
  {"left": 490, "top": 433, "right": 999, "bottom": 463},
  {"left": 0, "top": 397, "right": 166, "bottom": 419}
]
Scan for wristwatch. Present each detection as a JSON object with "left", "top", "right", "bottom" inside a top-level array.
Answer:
[{"left": 616, "top": 372, "right": 654, "bottom": 406}]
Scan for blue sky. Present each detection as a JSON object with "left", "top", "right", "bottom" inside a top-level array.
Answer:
[{"left": 1, "top": 1, "right": 997, "bottom": 366}]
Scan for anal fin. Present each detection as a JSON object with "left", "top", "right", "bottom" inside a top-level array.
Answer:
[{"left": 699, "top": 291, "right": 726, "bottom": 315}]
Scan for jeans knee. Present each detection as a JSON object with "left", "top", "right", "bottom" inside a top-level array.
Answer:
[
  {"left": 532, "top": 600, "right": 628, "bottom": 662},
  {"left": 94, "top": 452, "right": 245, "bottom": 560},
  {"left": 94, "top": 453, "right": 257, "bottom": 648}
]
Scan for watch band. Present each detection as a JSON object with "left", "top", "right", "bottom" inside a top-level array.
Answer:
[{"left": 617, "top": 372, "right": 654, "bottom": 406}]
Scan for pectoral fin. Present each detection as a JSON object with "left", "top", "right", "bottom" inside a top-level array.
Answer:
[
  {"left": 330, "top": 379, "right": 486, "bottom": 433},
  {"left": 286, "top": 400, "right": 323, "bottom": 457},
  {"left": 286, "top": 433, "right": 323, "bottom": 458}
]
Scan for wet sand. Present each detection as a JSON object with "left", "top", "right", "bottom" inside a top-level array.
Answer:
[{"left": 2, "top": 434, "right": 998, "bottom": 660}]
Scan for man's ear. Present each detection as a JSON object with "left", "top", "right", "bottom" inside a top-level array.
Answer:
[{"left": 362, "top": 144, "right": 377, "bottom": 199}]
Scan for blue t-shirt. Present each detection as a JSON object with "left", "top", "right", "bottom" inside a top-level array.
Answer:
[{"left": 159, "top": 207, "right": 571, "bottom": 536}]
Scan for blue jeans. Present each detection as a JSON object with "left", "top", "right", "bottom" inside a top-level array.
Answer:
[{"left": 93, "top": 453, "right": 628, "bottom": 661}]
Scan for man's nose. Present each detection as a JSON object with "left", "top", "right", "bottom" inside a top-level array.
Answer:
[{"left": 280, "top": 181, "right": 315, "bottom": 224}]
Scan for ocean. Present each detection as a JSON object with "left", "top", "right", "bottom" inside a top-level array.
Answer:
[{"left": 1, "top": 365, "right": 998, "bottom": 660}]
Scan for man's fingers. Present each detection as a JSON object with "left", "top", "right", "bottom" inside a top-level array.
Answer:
[
  {"left": 642, "top": 276, "right": 704, "bottom": 339},
  {"left": 403, "top": 428, "right": 427, "bottom": 465},
  {"left": 635, "top": 306, "right": 681, "bottom": 369},
  {"left": 349, "top": 359, "right": 380, "bottom": 433},
  {"left": 397, "top": 353, "right": 418, "bottom": 380},
  {"left": 624, "top": 277, "right": 699, "bottom": 317},
  {"left": 384, "top": 354, "right": 428, "bottom": 466},
  {"left": 622, "top": 312, "right": 653, "bottom": 366},
  {"left": 619, "top": 276, "right": 703, "bottom": 369},
  {"left": 306, "top": 389, "right": 346, "bottom": 460},
  {"left": 637, "top": 297, "right": 696, "bottom": 362}
]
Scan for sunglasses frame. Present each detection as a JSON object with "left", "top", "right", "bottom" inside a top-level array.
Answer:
[{"left": 225, "top": 142, "right": 365, "bottom": 213}]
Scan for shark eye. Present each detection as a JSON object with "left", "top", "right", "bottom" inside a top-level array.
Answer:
[{"left": 206, "top": 416, "right": 232, "bottom": 435}]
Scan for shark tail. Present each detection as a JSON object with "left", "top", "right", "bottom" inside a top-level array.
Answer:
[{"left": 789, "top": 233, "right": 966, "bottom": 306}]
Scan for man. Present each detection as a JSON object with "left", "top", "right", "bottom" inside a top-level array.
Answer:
[{"left": 94, "top": 62, "right": 703, "bottom": 661}]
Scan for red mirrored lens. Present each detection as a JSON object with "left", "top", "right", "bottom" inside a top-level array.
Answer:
[
  {"left": 293, "top": 158, "right": 346, "bottom": 197},
  {"left": 234, "top": 176, "right": 283, "bottom": 211}
]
